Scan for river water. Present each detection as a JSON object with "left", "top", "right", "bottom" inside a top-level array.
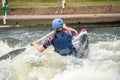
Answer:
[{"left": 0, "top": 23, "right": 120, "bottom": 80}]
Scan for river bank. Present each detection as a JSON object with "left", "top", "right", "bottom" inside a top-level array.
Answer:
[{"left": 0, "top": 4, "right": 120, "bottom": 25}]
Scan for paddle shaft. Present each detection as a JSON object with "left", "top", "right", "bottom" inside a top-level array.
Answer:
[{"left": 36, "top": 31, "right": 53, "bottom": 42}]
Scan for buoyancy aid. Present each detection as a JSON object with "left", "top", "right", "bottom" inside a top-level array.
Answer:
[{"left": 51, "top": 30, "right": 73, "bottom": 56}]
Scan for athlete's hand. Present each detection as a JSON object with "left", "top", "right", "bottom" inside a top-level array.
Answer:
[
  {"left": 32, "top": 41, "right": 45, "bottom": 52},
  {"left": 62, "top": 23, "right": 67, "bottom": 29},
  {"left": 31, "top": 41, "right": 37, "bottom": 46}
]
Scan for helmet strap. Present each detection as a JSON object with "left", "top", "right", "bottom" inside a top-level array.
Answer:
[{"left": 53, "top": 27, "right": 65, "bottom": 39}]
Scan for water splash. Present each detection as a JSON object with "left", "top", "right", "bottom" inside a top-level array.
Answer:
[
  {"left": 0, "top": 40, "right": 120, "bottom": 80},
  {"left": 0, "top": 26, "right": 120, "bottom": 80}
]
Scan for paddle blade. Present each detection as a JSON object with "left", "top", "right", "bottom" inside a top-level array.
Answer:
[{"left": 0, "top": 48, "right": 26, "bottom": 61}]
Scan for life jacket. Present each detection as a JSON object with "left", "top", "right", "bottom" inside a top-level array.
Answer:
[{"left": 51, "top": 30, "right": 73, "bottom": 56}]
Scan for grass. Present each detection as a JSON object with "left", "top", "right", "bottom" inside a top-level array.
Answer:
[
  {"left": 67, "top": 1, "right": 120, "bottom": 6},
  {"left": 0, "top": 1, "right": 120, "bottom": 8},
  {"left": 9, "top": 2, "right": 61, "bottom": 7}
]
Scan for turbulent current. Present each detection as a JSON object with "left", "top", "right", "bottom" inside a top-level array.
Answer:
[{"left": 0, "top": 25, "right": 120, "bottom": 80}]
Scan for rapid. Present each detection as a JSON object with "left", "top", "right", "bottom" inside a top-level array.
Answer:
[{"left": 0, "top": 24, "right": 120, "bottom": 80}]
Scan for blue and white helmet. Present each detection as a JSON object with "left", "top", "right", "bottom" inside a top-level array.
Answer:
[{"left": 52, "top": 18, "right": 64, "bottom": 29}]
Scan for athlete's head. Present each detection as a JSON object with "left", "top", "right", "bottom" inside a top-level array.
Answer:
[{"left": 52, "top": 18, "right": 64, "bottom": 29}]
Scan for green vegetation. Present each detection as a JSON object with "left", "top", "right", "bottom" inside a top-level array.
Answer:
[
  {"left": 8, "top": 2, "right": 61, "bottom": 7},
  {"left": 0, "top": 0, "right": 120, "bottom": 8}
]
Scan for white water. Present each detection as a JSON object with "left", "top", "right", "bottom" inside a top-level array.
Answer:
[
  {"left": 0, "top": 39, "right": 120, "bottom": 80},
  {"left": 0, "top": 26, "right": 120, "bottom": 80}
]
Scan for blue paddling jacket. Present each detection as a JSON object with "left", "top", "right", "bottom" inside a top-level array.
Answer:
[{"left": 43, "top": 29, "right": 77, "bottom": 56}]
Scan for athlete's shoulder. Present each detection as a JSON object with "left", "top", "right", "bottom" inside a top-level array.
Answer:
[{"left": 46, "top": 35, "right": 53, "bottom": 41}]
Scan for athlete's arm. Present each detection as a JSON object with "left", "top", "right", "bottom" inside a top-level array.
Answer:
[
  {"left": 32, "top": 35, "right": 53, "bottom": 52},
  {"left": 62, "top": 24, "right": 78, "bottom": 34}
]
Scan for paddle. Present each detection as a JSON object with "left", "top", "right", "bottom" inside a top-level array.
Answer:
[
  {"left": 0, "top": 31, "right": 53, "bottom": 61},
  {"left": 0, "top": 28, "right": 88, "bottom": 60}
]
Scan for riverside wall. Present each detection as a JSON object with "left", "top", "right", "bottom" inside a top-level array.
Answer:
[{"left": 0, "top": 4, "right": 120, "bottom": 25}]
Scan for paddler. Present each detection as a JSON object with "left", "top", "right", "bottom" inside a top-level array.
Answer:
[{"left": 32, "top": 18, "right": 78, "bottom": 57}]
